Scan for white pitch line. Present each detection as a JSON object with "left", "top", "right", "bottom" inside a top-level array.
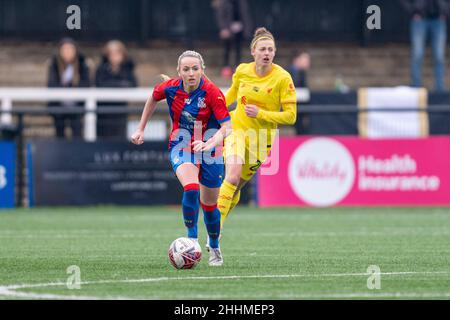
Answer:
[
  {"left": 0, "top": 287, "right": 103, "bottom": 300},
  {"left": 182, "top": 292, "right": 450, "bottom": 299},
  {"left": 1, "top": 271, "right": 449, "bottom": 300}
]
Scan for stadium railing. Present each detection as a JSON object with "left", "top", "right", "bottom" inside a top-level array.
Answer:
[{"left": 0, "top": 87, "right": 311, "bottom": 141}]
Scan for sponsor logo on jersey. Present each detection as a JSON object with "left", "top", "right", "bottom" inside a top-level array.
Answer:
[{"left": 182, "top": 111, "right": 196, "bottom": 123}]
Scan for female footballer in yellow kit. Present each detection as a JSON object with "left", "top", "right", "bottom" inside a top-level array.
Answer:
[{"left": 218, "top": 27, "right": 298, "bottom": 230}]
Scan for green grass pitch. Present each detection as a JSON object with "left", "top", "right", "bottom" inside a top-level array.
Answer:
[{"left": 0, "top": 206, "right": 449, "bottom": 299}]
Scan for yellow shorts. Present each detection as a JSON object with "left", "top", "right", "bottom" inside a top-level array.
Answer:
[{"left": 223, "top": 129, "right": 272, "bottom": 181}]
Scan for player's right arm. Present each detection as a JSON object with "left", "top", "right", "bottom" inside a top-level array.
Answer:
[
  {"left": 131, "top": 79, "right": 169, "bottom": 145},
  {"left": 131, "top": 95, "right": 158, "bottom": 145}
]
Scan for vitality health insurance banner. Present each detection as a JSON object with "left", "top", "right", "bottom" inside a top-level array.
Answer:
[{"left": 258, "top": 136, "right": 450, "bottom": 207}]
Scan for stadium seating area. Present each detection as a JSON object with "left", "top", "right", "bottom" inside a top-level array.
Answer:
[{"left": 1, "top": 41, "right": 450, "bottom": 90}]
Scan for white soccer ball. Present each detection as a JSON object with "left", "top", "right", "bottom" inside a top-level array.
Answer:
[{"left": 168, "top": 237, "right": 202, "bottom": 269}]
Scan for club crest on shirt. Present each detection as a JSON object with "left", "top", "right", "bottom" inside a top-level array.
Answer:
[
  {"left": 185, "top": 98, "right": 192, "bottom": 104},
  {"left": 198, "top": 97, "right": 206, "bottom": 109},
  {"left": 253, "top": 86, "right": 260, "bottom": 92}
]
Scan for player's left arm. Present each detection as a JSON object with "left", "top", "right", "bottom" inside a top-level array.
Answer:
[
  {"left": 246, "top": 76, "right": 297, "bottom": 125},
  {"left": 193, "top": 88, "right": 232, "bottom": 152},
  {"left": 251, "top": 102, "right": 297, "bottom": 125},
  {"left": 194, "top": 119, "right": 231, "bottom": 152}
]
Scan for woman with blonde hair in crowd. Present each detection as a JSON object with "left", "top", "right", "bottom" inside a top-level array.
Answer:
[{"left": 95, "top": 40, "right": 137, "bottom": 139}]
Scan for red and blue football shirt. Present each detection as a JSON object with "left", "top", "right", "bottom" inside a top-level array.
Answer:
[{"left": 152, "top": 77, "right": 230, "bottom": 150}]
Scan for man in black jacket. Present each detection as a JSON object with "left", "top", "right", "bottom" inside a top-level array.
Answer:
[{"left": 400, "top": 0, "right": 449, "bottom": 91}]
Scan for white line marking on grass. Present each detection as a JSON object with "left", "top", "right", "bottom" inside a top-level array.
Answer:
[
  {"left": 1, "top": 271, "right": 448, "bottom": 300},
  {"left": 252, "top": 230, "right": 450, "bottom": 237},
  {"left": 184, "top": 292, "right": 450, "bottom": 299},
  {"left": 0, "top": 287, "right": 103, "bottom": 300}
]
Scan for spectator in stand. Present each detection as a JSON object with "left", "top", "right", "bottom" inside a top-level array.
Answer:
[
  {"left": 47, "top": 37, "right": 90, "bottom": 139},
  {"left": 400, "top": 0, "right": 449, "bottom": 91},
  {"left": 288, "top": 50, "right": 311, "bottom": 89},
  {"left": 288, "top": 51, "right": 311, "bottom": 135},
  {"left": 212, "top": 0, "right": 252, "bottom": 78},
  {"left": 95, "top": 40, "right": 138, "bottom": 139}
]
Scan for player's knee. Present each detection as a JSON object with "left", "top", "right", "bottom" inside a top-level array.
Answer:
[
  {"left": 226, "top": 165, "right": 242, "bottom": 186},
  {"left": 201, "top": 202, "right": 217, "bottom": 212}
]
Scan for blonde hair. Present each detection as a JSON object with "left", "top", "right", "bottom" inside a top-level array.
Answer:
[
  {"left": 250, "top": 27, "right": 275, "bottom": 50},
  {"left": 104, "top": 40, "right": 128, "bottom": 59},
  {"left": 177, "top": 50, "right": 206, "bottom": 70},
  {"left": 159, "top": 74, "right": 170, "bottom": 82}
]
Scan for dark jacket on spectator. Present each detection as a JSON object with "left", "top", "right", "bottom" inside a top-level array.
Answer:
[
  {"left": 400, "top": 0, "right": 449, "bottom": 18},
  {"left": 288, "top": 66, "right": 308, "bottom": 89},
  {"left": 47, "top": 54, "right": 90, "bottom": 88},
  {"left": 94, "top": 56, "right": 137, "bottom": 139},
  {"left": 47, "top": 53, "right": 91, "bottom": 138},
  {"left": 95, "top": 57, "right": 137, "bottom": 88},
  {"left": 212, "top": 0, "right": 252, "bottom": 38}
]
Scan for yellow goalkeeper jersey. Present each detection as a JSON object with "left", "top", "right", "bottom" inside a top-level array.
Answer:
[{"left": 225, "top": 62, "right": 297, "bottom": 143}]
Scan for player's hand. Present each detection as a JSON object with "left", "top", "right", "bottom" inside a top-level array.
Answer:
[
  {"left": 192, "top": 140, "right": 205, "bottom": 153},
  {"left": 245, "top": 104, "right": 259, "bottom": 118},
  {"left": 192, "top": 138, "right": 219, "bottom": 152},
  {"left": 131, "top": 130, "right": 145, "bottom": 145},
  {"left": 202, "top": 137, "right": 218, "bottom": 152}
]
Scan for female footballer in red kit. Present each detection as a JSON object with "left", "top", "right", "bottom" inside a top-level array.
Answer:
[{"left": 131, "top": 51, "right": 231, "bottom": 266}]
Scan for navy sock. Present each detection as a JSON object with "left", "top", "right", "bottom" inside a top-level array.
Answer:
[
  {"left": 201, "top": 202, "right": 221, "bottom": 249},
  {"left": 182, "top": 184, "right": 200, "bottom": 239}
]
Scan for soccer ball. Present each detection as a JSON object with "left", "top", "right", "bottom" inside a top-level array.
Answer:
[{"left": 168, "top": 237, "right": 202, "bottom": 269}]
